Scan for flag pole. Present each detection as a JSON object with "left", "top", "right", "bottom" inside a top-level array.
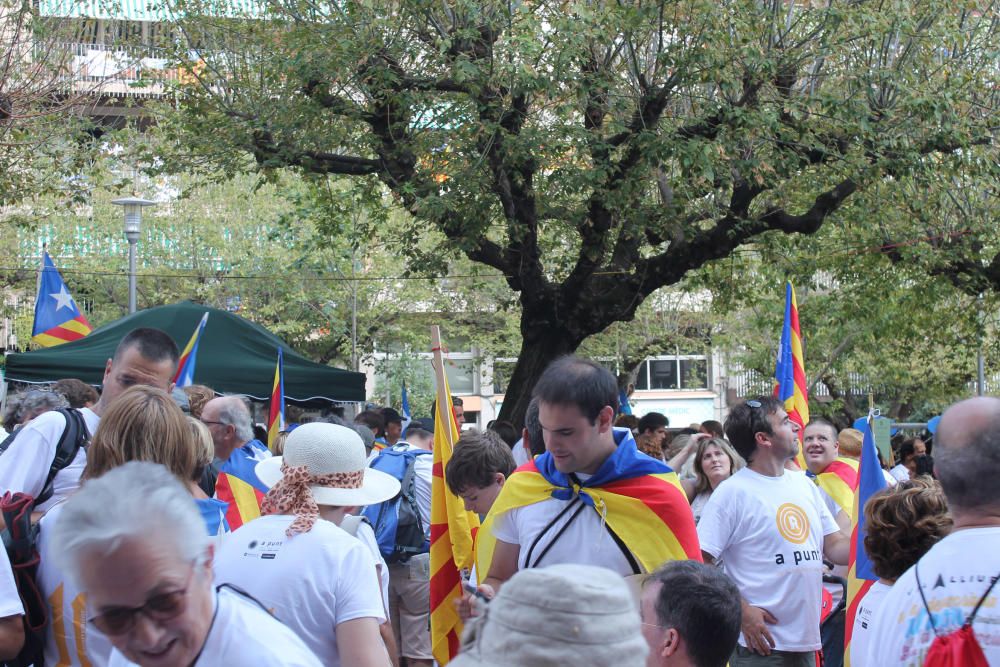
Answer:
[
  {"left": 428, "top": 325, "right": 477, "bottom": 664},
  {"left": 430, "top": 326, "right": 457, "bottom": 453}
]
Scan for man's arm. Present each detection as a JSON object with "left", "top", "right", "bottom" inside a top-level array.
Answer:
[
  {"left": 0, "top": 412, "right": 65, "bottom": 500},
  {"left": 834, "top": 509, "right": 851, "bottom": 533},
  {"left": 740, "top": 597, "right": 777, "bottom": 656},
  {"left": 823, "top": 529, "right": 851, "bottom": 566},
  {"left": 482, "top": 539, "right": 520, "bottom": 591},
  {"left": 335, "top": 617, "right": 390, "bottom": 667},
  {"left": 666, "top": 434, "right": 705, "bottom": 471},
  {"left": 0, "top": 614, "right": 23, "bottom": 661}
]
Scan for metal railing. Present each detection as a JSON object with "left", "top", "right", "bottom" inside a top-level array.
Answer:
[{"left": 35, "top": 41, "right": 183, "bottom": 96}]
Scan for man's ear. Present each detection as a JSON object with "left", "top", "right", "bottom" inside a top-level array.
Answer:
[
  {"left": 754, "top": 429, "right": 772, "bottom": 451},
  {"left": 662, "top": 627, "right": 681, "bottom": 658},
  {"left": 102, "top": 358, "right": 113, "bottom": 383},
  {"left": 598, "top": 406, "right": 615, "bottom": 432},
  {"left": 202, "top": 543, "right": 215, "bottom": 571},
  {"left": 495, "top": 472, "right": 506, "bottom": 487}
]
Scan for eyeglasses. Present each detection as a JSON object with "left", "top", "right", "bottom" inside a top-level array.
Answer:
[
  {"left": 200, "top": 420, "right": 225, "bottom": 427},
  {"left": 746, "top": 400, "right": 763, "bottom": 409},
  {"left": 88, "top": 565, "right": 196, "bottom": 635}
]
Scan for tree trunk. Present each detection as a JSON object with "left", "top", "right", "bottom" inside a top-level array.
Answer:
[{"left": 496, "top": 329, "right": 580, "bottom": 429}]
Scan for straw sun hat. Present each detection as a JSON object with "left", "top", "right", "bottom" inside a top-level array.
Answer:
[{"left": 256, "top": 422, "right": 400, "bottom": 506}]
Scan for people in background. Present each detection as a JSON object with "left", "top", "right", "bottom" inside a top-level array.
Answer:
[{"left": 681, "top": 437, "right": 744, "bottom": 524}]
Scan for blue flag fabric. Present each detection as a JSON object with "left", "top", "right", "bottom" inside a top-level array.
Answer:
[
  {"left": 854, "top": 421, "right": 888, "bottom": 580},
  {"left": 534, "top": 428, "right": 670, "bottom": 506},
  {"left": 401, "top": 382, "right": 412, "bottom": 436},
  {"left": 618, "top": 389, "right": 633, "bottom": 415},
  {"left": 32, "top": 252, "right": 93, "bottom": 346}
]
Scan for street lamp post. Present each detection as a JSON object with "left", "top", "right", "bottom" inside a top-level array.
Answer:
[{"left": 111, "top": 197, "right": 155, "bottom": 314}]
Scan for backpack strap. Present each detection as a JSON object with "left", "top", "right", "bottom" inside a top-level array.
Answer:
[
  {"left": 0, "top": 429, "right": 19, "bottom": 455},
  {"left": 397, "top": 452, "right": 426, "bottom": 547},
  {"left": 524, "top": 497, "right": 586, "bottom": 569},
  {"left": 35, "top": 408, "right": 89, "bottom": 508},
  {"left": 965, "top": 569, "right": 1000, "bottom": 628},
  {"left": 914, "top": 563, "right": 939, "bottom": 636}
]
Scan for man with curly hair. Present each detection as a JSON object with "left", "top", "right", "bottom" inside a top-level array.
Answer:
[{"left": 850, "top": 479, "right": 952, "bottom": 666}]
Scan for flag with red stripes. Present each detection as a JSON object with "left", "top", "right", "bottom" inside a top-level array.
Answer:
[
  {"left": 214, "top": 472, "right": 265, "bottom": 530},
  {"left": 31, "top": 252, "right": 93, "bottom": 347},
  {"left": 773, "top": 281, "right": 809, "bottom": 468},
  {"left": 428, "top": 327, "right": 479, "bottom": 665},
  {"left": 267, "top": 348, "right": 285, "bottom": 450},
  {"left": 173, "top": 312, "right": 209, "bottom": 387},
  {"left": 814, "top": 457, "right": 859, "bottom": 515}
]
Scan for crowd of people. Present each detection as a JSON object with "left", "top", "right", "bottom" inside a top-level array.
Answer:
[{"left": 0, "top": 326, "right": 996, "bottom": 666}]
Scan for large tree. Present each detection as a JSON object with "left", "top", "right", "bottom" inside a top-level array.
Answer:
[
  {"left": 158, "top": 0, "right": 998, "bottom": 424},
  {"left": 0, "top": 2, "right": 102, "bottom": 203}
]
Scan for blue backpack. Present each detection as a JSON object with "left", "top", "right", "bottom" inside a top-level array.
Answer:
[{"left": 362, "top": 444, "right": 432, "bottom": 564}]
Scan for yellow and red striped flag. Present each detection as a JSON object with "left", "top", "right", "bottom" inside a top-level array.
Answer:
[
  {"left": 428, "top": 326, "right": 479, "bottom": 664},
  {"left": 773, "top": 282, "right": 809, "bottom": 468},
  {"left": 31, "top": 252, "right": 92, "bottom": 347},
  {"left": 173, "top": 312, "right": 209, "bottom": 387},
  {"left": 267, "top": 348, "right": 285, "bottom": 450},
  {"left": 814, "top": 457, "right": 860, "bottom": 515}
]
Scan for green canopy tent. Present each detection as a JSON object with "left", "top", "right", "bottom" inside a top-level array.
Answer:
[{"left": 3, "top": 301, "right": 365, "bottom": 404}]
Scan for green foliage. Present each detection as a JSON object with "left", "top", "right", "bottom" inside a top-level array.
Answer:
[{"left": 146, "top": 0, "right": 999, "bottom": 422}]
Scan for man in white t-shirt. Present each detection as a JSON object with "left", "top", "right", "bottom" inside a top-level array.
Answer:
[
  {"left": 50, "top": 461, "right": 321, "bottom": 667},
  {"left": 0, "top": 547, "right": 24, "bottom": 661},
  {"left": 218, "top": 422, "right": 397, "bottom": 667},
  {"left": 866, "top": 396, "right": 1000, "bottom": 666},
  {"left": 697, "top": 397, "right": 850, "bottom": 667},
  {"left": 0, "top": 327, "right": 178, "bottom": 517}
]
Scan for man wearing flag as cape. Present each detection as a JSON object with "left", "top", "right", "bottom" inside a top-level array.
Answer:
[
  {"left": 476, "top": 356, "right": 700, "bottom": 591},
  {"left": 803, "top": 417, "right": 859, "bottom": 667}
]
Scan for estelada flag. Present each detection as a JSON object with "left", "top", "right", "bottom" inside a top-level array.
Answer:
[
  {"left": 814, "top": 457, "right": 860, "bottom": 515},
  {"left": 32, "top": 252, "right": 92, "bottom": 347},
  {"left": 428, "top": 327, "right": 479, "bottom": 665},
  {"left": 267, "top": 348, "right": 285, "bottom": 450},
  {"left": 844, "top": 416, "right": 888, "bottom": 666},
  {"left": 476, "top": 428, "right": 701, "bottom": 582},
  {"left": 173, "top": 312, "right": 209, "bottom": 387},
  {"left": 215, "top": 448, "right": 270, "bottom": 530},
  {"left": 773, "top": 281, "right": 809, "bottom": 468}
]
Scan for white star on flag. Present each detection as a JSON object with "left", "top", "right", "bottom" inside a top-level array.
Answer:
[{"left": 50, "top": 285, "right": 76, "bottom": 311}]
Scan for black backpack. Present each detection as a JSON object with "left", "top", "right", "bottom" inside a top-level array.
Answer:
[{"left": 1, "top": 408, "right": 89, "bottom": 667}]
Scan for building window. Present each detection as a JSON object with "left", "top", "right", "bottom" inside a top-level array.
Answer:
[
  {"left": 443, "top": 358, "right": 476, "bottom": 395},
  {"left": 634, "top": 356, "right": 709, "bottom": 391}
]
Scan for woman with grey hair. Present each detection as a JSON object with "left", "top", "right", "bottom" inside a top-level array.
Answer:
[
  {"left": 50, "top": 462, "right": 321, "bottom": 667},
  {"left": 13, "top": 390, "right": 69, "bottom": 427}
]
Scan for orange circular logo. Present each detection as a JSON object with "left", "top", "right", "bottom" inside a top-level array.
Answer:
[{"left": 775, "top": 503, "right": 810, "bottom": 544}]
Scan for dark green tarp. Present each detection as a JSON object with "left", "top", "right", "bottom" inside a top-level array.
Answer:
[{"left": 3, "top": 301, "right": 365, "bottom": 404}]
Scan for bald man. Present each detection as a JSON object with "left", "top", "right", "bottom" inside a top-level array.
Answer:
[{"left": 866, "top": 397, "right": 1000, "bottom": 665}]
